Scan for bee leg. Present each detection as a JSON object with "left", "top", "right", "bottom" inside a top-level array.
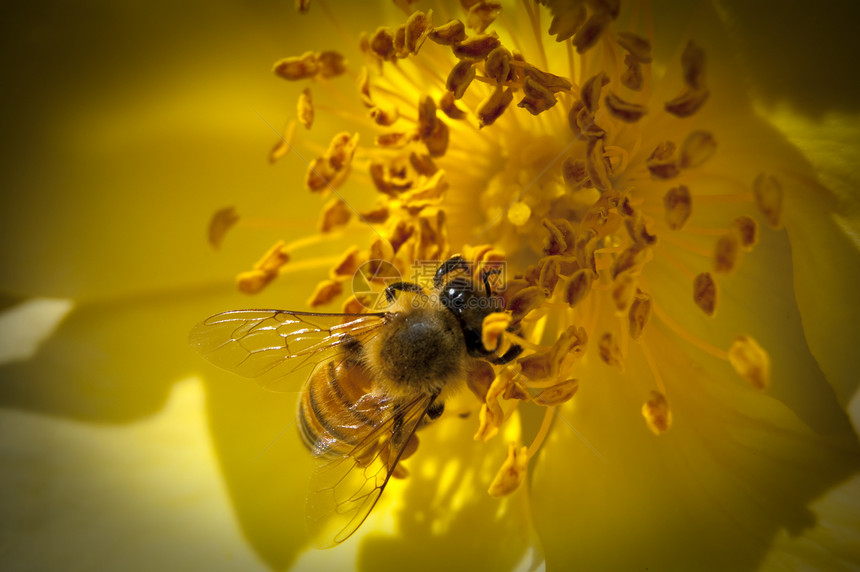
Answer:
[
  {"left": 480, "top": 267, "right": 502, "bottom": 296},
  {"left": 427, "top": 400, "right": 444, "bottom": 420},
  {"left": 489, "top": 343, "right": 523, "bottom": 365},
  {"left": 433, "top": 255, "right": 469, "bottom": 288},
  {"left": 384, "top": 281, "right": 424, "bottom": 303}
]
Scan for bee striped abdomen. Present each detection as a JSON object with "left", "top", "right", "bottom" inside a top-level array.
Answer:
[{"left": 298, "top": 358, "right": 379, "bottom": 456}]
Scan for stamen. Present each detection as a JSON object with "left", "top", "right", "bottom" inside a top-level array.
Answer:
[
  {"left": 297, "top": 88, "right": 314, "bottom": 129},
  {"left": 692, "top": 272, "right": 718, "bottom": 316},
  {"left": 628, "top": 288, "right": 652, "bottom": 340},
  {"left": 208, "top": 207, "right": 240, "bottom": 249},
  {"left": 641, "top": 390, "right": 672, "bottom": 435},
  {"left": 465, "top": 1, "right": 502, "bottom": 33},
  {"left": 732, "top": 216, "right": 758, "bottom": 250},
  {"left": 679, "top": 130, "right": 716, "bottom": 169},
  {"left": 534, "top": 379, "right": 579, "bottom": 406},
  {"left": 307, "top": 279, "right": 343, "bottom": 307},
  {"left": 753, "top": 173, "right": 783, "bottom": 228},
  {"left": 663, "top": 185, "right": 692, "bottom": 230},
  {"left": 236, "top": 240, "right": 290, "bottom": 294},
  {"left": 598, "top": 331, "right": 624, "bottom": 370},
  {"left": 319, "top": 199, "right": 352, "bottom": 232},
  {"left": 563, "top": 268, "right": 594, "bottom": 308},
  {"left": 604, "top": 90, "right": 648, "bottom": 122},
  {"left": 728, "top": 335, "right": 771, "bottom": 390},
  {"left": 713, "top": 234, "right": 740, "bottom": 273},
  {"left": 446, "top": 60, "right": 476, "bottom": 99},
  {"left": 488, "top": 443, "right": 529, "bottom": 498}
]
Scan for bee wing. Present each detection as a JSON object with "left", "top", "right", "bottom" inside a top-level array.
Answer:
[
  {"left": 305, "top": 392, "right": 434, "bottom": 548},
  {"left": 189, "top": 309, "right": 386, "bottom": 391}
]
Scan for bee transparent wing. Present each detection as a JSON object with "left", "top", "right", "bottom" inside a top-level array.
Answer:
[
  {"left": 189, "top": 310, "right": 386, "bottom": 391},
  {"left": 305, "top": 392, "right": 434, "bottom": 548}
]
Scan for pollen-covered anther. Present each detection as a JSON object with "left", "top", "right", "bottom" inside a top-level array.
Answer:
[
  {"left": 273, "top": 51, "right": 318, "bottom": 80},
  {"left": 439, "top": 91, "right": 467, "bottom": 119},
  {"left": 598, "top": 332, "right": 624, "bottom": 370},
  {"left": 208, "top": 206, "right": 239, "bottom": 249},
  {"left": 586, "top": 139, "right": 612, "bottom": 190},
  {"left": 611, "top": 271, "right": 638, "bottom": 313},
  {"left": 481, "top": 312, "right": 512, "bottom": 353},
  {"left": 714, "top": 234, "right": 740, "bottom": 273},
  {"left": 624, "top": 211, "right": 657, "bottom": 246},
  {"left": 728, "top": 335, "right": 771, "bottom": 390},
  {"left": 369, "top": 237, "right": 395, "bottom": 270},
  {"left": 642, "top": 391, "right": 672, "bottom": 435},
  {"left": 665, "top": 87, "right": 709, "bottom": 118},
  {"left": 563, "top": 268, "right": 594, "bottom": 308},
  {"left": 297, "top": 87, "right": 313, "bottom": 129},
  {"left": 466, "top": 360, "right": 496, "bottom": 402},
  {"left": 317, "top": 51, "right": 347, "bottom": 77},
  {"left": 446, "top": 60, "right": 476, "bottom": 99},
  {"left": 574, "top": 231, "right": 599, "bottom": 273},
  {"left": 693, "top": 272, "right": 718, "bottom": 316},
  {"left": 680, "top": 130, "right": 716, "bottom": 169},
  {"left": 370, "top": 27, "right": 397, "bottom": 61},
  {"left": 604, "top": 91, "right": 647, "bottom": 122},
  {"left": 562, "top": 158, "right": 589, "bottom": 189},
  {"left": 550, "top": 325, "right": 588, "bottom": 370},
  {"left": 375, "top": 131, "right": 418, "bottom": 149},
  {"left": 681, "top": 40, "right": 706, "bottom": 90},
  {"left": 616, "top": 31, "right": 652, "bottom": 63},
  {"left": 621, "top": 55, "right": 644, "bottom": 91},
  {"left": 369, "top": 106, "right": 400, "bottom": 126},
  {"left": 236, "top": 241, "right": 290, "bottom": 294},
  {"left": 307, "top": 132, "right": 359, "bottom": 192},
  {"left": 628, "top": 289, "right": 652, "bottom": 341},
  {"left": 488, "top": 443, "right": 529, "bottom": 498},
  {"left": 534, "top": 379, "right": 579, "bottom": 407},
  {"left": 663, "top": 185, "right": 692, "bottom": 230},
  {"left": 423, "top": 119, "right": 450, "bottom": 158},
  {"left": 452, "top": 33, "right": 501, "bottom": 60},
  {"left": 732, "top": 216, "right": 758, "bottom": 250},
  {"left": 405, "top": 10, "right": 433, "bottom": 54},
  {"left": 507, "top": 285, "right": 546, "bottom": 321},
  {"left": 269, "top": 119, "right": 296, "bottom": 164},
  {"left": 611, "top": 243, "right": 646, "bottom": 279},
  {"left": 647, "top": 141, "right": 680, "bottom": 180},
  {"left": 466, "top": 1, "right": 502, "bottom": 33},
  {"left": 429, "top": 18, "right": 467, "bottom": 45},
  {"left": 542, "top": 218, "right": 575, "bottom": 256},
  {"left": 573, "top": 11, "right": 611, "bottom": 53},
  {"left": 518, "top": 77, "right": 558, "bottom": 115},
  {"left": 521, "top": 64, "right": 573, "bottom": 92},
  {"left": 753, "top": 173, "right": 783, "bottom": 228},
  {"left": 548, "top": 3, "right": 586, "bottom": 41},
  {"left": 484, "top": 46, "right": 511, "bottom": 83},
  {"left": 507, "top": 202, "right": 531, "bottom": 226},
  {"left": 319, "top": 198, "right": 352, "bottom": 232},
  {"left": 331, "top": 246, "right": 363, "bottom": 279},
  {"left": 308, "top": 279, "right": 343, "bottom": 308},
  {"left": 475, "top": 380, "right": 506, "bottom": 441},
  {"left": 477, "top": 85, "right": 513, "bottom": 127},
  {"left": 581, "top": 72, "right": 609, "bottom": 114}
]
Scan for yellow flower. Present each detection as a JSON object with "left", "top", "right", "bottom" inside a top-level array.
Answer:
[{"left": 2, "top": 1, "right": 859, "bottom": 571}]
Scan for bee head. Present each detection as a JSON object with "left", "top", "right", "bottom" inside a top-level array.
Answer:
[{"left": 439, "top": 275, "right": 502, "bottom": 358}]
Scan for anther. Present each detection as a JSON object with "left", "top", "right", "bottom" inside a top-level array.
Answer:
[{"left": 692, "top": 272, "right": 717, "bottom": 316}]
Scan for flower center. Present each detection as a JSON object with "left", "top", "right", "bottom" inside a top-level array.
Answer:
[{"left": 222, "top": 0, "right": 782, "bottom": 496}]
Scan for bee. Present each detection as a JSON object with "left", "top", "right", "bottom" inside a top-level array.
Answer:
[{"left": 189, "top": 255, "right": 522, "bottom": 547}]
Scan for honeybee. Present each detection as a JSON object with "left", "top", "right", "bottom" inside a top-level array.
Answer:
[{"left": 190, "top": 255, "right": 522, "bottom": 547}]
